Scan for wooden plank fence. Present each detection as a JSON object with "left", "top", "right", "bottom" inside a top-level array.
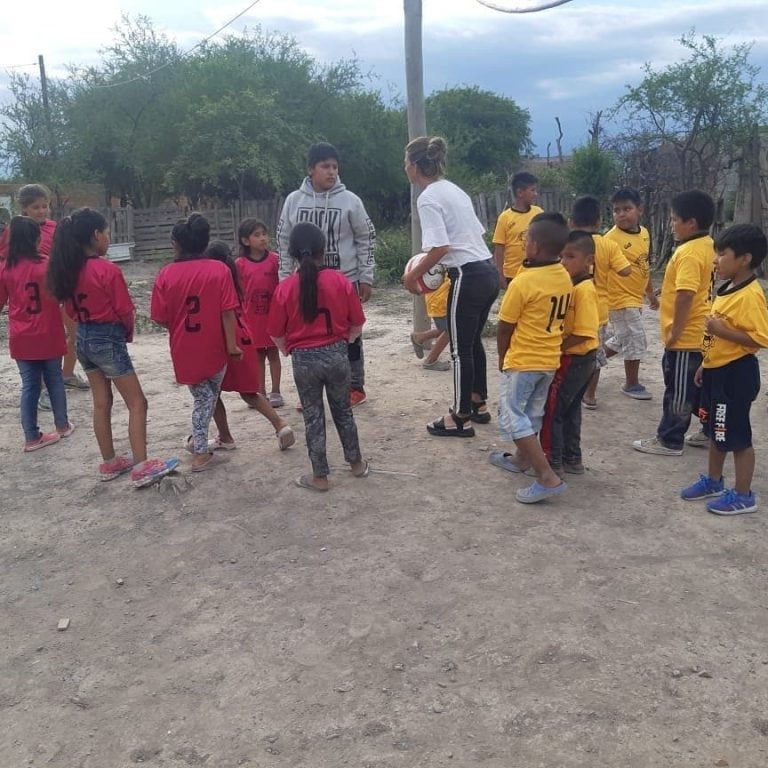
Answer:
[{"left": 472, "top": 188, "right": 574, "bottom": 231}]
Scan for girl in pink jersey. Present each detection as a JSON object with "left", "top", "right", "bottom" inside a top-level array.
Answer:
[
  {"left": 236, "top": 218, "right": 283, "bottom": 406},
  {"left": 202, "top": 240, "right": 295, "bottom": 452},
  {"left": 48, "top": 208, "right": 177, "bottom": 487},
  {"left": 0, "top": 217, "right": 72, "bottom": 451},
  {"left": 151, "top": 215, "right": 243, "bottom": 472},
  {"left": 267, "top": 222, "right": 368, "bottom": 491}
]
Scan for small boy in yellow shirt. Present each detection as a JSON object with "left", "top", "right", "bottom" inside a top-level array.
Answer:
[
  {"left": 679, "top": 224, "right": 768, "bottom": 515},
  {"left": 409, "top": 276, "right": 451, "bottom": 371},
  {"left": 492, "top": 172, "right": 543, "bottom": 285},
  {"left": 539, "top": 231, "right": 600, "bottom": 476},
  {"left": 490, "top": 212, "right": 573, "bottom": 504}
]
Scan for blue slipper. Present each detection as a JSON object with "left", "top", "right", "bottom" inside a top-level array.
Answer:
[
  {"left": 515, "top": 480, "right": 567, "bottom": 504},
  {"left": 489, "top": 450, "right": 526, "bottom": 474}
]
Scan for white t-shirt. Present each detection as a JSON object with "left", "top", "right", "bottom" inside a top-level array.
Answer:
[{"left": 417, "top": 179, "right": 492, "bottom": 268}]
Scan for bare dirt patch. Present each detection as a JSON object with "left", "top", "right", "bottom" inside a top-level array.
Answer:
[{"left": 2, "top": 264, "right": 768, "bottom": 767}]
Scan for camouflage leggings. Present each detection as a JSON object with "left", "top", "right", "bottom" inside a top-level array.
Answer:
[
  {"left": 292, "top": 341, "right": 362, "bottom": 477},
  {"left": 188, "top": 367, "right": 225, "bottom": 454}
]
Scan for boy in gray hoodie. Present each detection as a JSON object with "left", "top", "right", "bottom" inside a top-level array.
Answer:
[{"left": 277, "top": 142, "right": 376, "bottom": 405}]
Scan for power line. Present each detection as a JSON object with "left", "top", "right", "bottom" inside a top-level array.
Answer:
[
  {"left": 90, "top": 0, "right": 263, "bottom": 89},
  {"left": 1, "top": 62, "right": 37, "bottom": 70}
]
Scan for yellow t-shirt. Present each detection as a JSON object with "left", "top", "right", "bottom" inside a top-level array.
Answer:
[
  {"left": 702, "top": 277, "right": 768, "bottom": 368},
  {"left": 659, "top": 234, "right": 715, "bottom": 350},
  {"left": 425, "top": 276, "right": 450, "bottom": 318},
  {"left": 605, "top": 225, "right": 651, "bottom": 310},
  {"left": 564, "top": 276, "right": 600, "bottom": 356},
  {"left": 493, "top": 205, "right": 543, "bottom": 279},
  {"left": 498, "top": 261, "right": 573, "bottom": 371},
  {"left": 592, "top": 234, "right": 631, "bottom": 325}
]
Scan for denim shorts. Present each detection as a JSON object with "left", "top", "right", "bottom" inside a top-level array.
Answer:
[
  {"left": 76, "top": 322, "right": 135, "bottom": 379},
  {"left": 433, "top": 316, "right": 448, "bottom": 332},
  {"left": 498, "top": 369, "right": 555, "bottom": 441}
]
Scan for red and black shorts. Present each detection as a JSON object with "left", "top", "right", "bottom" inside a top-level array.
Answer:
[{"left": 699, "top": 354, "right": 760, "bottom": 452}]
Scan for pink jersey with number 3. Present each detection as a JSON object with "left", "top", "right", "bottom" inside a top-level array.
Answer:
[
  {"left": 151, "top": 258, "right": 239, "bottom": 385},
  {"left": 0, "top": 255, "right": 67, "bottom": 360}
]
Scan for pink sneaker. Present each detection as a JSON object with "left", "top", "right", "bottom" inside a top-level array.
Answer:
[
  {"left": 23, "top": 431, "right": 61, "bottom": 453},
  {"left": 99, "top": 455, "right": 135, "bottom": 482},
  {"left": 131, "top": 457, "right": 179, "bottom": 488}
]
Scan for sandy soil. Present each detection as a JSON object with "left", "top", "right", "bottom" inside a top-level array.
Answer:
[{"left": 2, "top": 262, "right": 768, "bottom": 768}]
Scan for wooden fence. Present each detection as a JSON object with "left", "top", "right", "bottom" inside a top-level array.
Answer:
[{"left": 53, "top": 198, "right": 283, "bottom": 260}]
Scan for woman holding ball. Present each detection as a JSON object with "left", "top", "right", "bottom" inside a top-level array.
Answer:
[{"left": 403, "top": 136, "right": 498, "bottom": 437}]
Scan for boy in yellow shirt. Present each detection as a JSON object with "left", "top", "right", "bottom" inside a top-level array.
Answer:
[
  {"left": 409, "top": 275, "right": 451, "bottom": 371},
  {"left": 569, "top": 196, "right": 631, "bottom": 409},
  {"left": 490, "top": 212, "right": 573, "bottom": 504},
  {"left": 679, "top": 224, "right": 768, "bottom": 514},
  {"left": 539, "top": 231, "right": 600, "bottom": 476},
  {"left": 633, "top": 190, "right": 716, "bottom": 456},
  {"left": 492, "top": 172, "right": 543, "bottom": 285},
  {"left": 604, "top": 188, "right": 659, "bottom": 399}
]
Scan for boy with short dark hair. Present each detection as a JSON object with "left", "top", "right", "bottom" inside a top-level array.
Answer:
[
  {"left": 570, "top": 195, "right": 631, "bottom": 409},
  {"left": 277, "top": 142, "right": 376, "bottom": 407},
  {"left": 539, "top": 231, "right": 599, "bottom": 476},
  {"left": 490, "top": 212, "right": 573, "bottom": 504},
  {"left": 492, "top": 171, "right": 543, "bottom": 285},
  {"left": 604, "top": 187, "right": 659, "bottom": 399},
  {"left": 633, "top": 190, "right": 716, "bottom": 456},
  {"left": 679, "top": 224, "right": 768, "bottom": 514}
]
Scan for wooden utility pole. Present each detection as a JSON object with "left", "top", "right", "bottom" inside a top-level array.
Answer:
[
  {"left": 404, "top": 0, "right": 430, "bottom": 334},
  {"left": 38, "top": 54, "right": 57, "bottom": 159}
]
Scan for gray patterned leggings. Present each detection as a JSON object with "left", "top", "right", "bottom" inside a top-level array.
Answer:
[
  {"left": 188, "top": 367, "right": 226, "bottom": 454},
  {"left": 292, "top": 341, "right": 362, "bottom": 477}
]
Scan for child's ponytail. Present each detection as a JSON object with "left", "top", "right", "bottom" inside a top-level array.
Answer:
[
  {"left": 47, "top": 207, "right": 107, "bottom": 301},
  {"left": 6, "top": 216, "right": 41, "bottom": 268},
  {"left": 204, "top": 240, "right": 243, "bottom": 303},
  {"left": 289, "top": 222, "right": 326, "bottom": 323}
]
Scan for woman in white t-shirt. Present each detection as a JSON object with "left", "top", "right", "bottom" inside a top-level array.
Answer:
[{"left": 403, "top": 136, "right": 499, "bottom": 437}]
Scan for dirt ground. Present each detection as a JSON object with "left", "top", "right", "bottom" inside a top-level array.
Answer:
[{"left": 2, "top": 262, "right": 768, "bottom": 768}]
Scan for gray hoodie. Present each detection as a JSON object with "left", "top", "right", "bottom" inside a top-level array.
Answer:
[{"left": 277, "top": 177, "right": 376, "bottom": 284}]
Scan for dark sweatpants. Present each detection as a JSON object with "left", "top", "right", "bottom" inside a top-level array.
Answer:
[
  {"left": 657, "top": 349, "right": 702, "bottom": 450},
  {"left": 540, "top": 350, "right": 597, "bottom": 467}
]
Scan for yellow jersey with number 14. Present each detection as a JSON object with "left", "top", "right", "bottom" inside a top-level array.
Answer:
[{"left": 498, "top": 261, "right": 573, "bottom": 371}]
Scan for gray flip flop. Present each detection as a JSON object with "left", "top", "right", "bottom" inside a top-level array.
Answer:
[
  {"left": 295, "top": 474, "right": 328, "bottom": 492},
  {"left": 191, "top": 452, "right": 229, "bottom": 473}
]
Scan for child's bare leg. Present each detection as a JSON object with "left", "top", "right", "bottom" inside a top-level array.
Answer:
[
  {"left": 732, "top": 446, "right": 755, "bottom": 495},
  {"left": 707, "top": 439, "right": 725, "bottom": 481},
  {"left": 257, "top": 349, "right": 267, "bottom": 394},
  {"left": 62, "top": 312, "right": 77, "bottom": 379},
  {"left": 241, "top": 392, "right": 288, "bottom": 433},
  {"left": 213, "top": 397, "right": 234, "bottom": 444},
  {"left": 413, "top": 328, "right": 441, "bottom": 345},
  {"left": 425, "top": 331, "right": 449, "bottom": 365},
  {"left": 112, "top": 373, "right": 149, "bottom": 463},
  {"left": 624, "top": 359, "right": 641, "bottom": 388},
  {"left": 583, "top": 369, "right": 600, "bottom": 405},
  {"left": 514, "top": 434, "right": 560, "bottom": 488},
  {"left": 267, "top": 347, "right": 282, "bottom": 394},
  {"left": 87, "top": 371, "right": 116, "bottom": 460}
]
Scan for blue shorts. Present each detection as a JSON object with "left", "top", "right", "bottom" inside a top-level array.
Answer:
[
  {"left": 498, "top": 370, "right": 555, "bottom": 441},
  {"left": 433, "top": 316, "right": 448, "bottom": 332},
  {"left": 77, "top": 322, "right": 135, "bottom": 379}
]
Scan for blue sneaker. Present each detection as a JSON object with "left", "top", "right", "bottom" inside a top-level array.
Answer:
[
  {"left": 706, "top": 489, "right": 758, "bottom": 516},
  {"left": 680, "top": 474, "right": 724, "bottom": 501}
]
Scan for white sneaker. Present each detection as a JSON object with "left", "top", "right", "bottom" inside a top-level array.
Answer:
[
  {"left": 685, "top": 430, "right": 709, "bottom": 448},
  {"left": 632, "top": 437, "right": 683, "bottom": 456}
]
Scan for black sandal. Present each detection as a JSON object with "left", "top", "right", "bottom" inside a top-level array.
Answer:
[
  {"left": 426, "top": 411, "right": 476, "bottom": 438},
  {"left": 470, "top": 400, "right": 492, "bottom": 424}
]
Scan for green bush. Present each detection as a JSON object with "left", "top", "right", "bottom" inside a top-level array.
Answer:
[{"left": 375, "top": 226, "right": 413, "bottom": 283}]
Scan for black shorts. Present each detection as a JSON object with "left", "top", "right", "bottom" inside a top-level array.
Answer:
[{"left": 699, "top": 355, "right": 760, "bottom": 452}]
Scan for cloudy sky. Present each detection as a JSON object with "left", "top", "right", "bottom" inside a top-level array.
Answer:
[{"left": 2, "top": 0, "right": 767, "bottom": 153}]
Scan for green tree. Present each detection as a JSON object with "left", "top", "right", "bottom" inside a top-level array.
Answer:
[
  {"left": 426, "top": 86, "right": 531, "bottom": 192},
  {"left": 612, "top": 32, "right": 768, "bottom": 195},
  {"left": 565, "top": 144, "right": 618, "bottom": 197}
]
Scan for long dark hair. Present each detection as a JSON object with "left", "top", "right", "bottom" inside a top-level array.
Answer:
[
  {"left": 237, "top": 217, "right": 268, "bottom": 259},
  {"left": 7, "top": 216, "right": 41, "bottom": 268},
  {"left": 288, "top": 222, "right": 326, "bottom": 323},
  {"left": 204, "top": 239, "right": 243, "bottom": 302},
  {"left": 47, "top": 208, "right": 107, "bottom": 301},
  {"left": 171, "top": 213, "right": 210, "bottom": 260}
]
